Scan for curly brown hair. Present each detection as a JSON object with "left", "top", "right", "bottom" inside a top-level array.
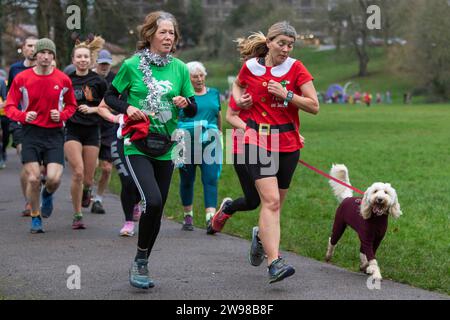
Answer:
[{"left": 136, "top": 11, "right": 180, "bottom": 53}]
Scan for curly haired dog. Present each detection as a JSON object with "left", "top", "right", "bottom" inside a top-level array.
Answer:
[{"left": 325, "top": 164, "right": 402, "bottom": 280}]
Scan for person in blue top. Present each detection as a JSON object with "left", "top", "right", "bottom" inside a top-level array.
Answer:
[{"left": 178, "top": 61, "right": 223, "bottom": 231}]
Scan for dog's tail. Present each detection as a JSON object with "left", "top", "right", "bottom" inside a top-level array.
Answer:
[{"left": 329, "top": 164, "right": 353, "bottom": 203}]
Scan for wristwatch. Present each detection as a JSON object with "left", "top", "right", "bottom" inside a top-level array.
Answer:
[{"left": 284, "top": 90, "right": 294, "bottom": 107}]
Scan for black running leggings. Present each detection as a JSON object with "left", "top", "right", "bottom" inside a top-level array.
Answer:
[
  {"left": 125, "top": 154, "right": 174, "bottom": 255},
  {"left": 111, "top": 138, "right": 139, "bottom": 222},
  {"left": 225, "top": 153, "right": 260, "bottom": 214}
]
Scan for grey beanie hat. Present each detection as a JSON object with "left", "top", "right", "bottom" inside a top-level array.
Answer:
[{"left": 34, "top": 38, "right": 56, "bottom": 57}]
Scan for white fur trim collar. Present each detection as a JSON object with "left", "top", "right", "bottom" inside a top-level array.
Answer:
[{"left": 245, "top": 57, "right": 297, "bottom": 77}]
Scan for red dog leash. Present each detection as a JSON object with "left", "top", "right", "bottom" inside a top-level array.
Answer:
[{"left": 298, "top": 160, "right": 365, "bottom": 195}]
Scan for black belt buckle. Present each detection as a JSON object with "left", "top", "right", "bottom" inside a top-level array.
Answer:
[{"left": 258, "top": 123, "right": 270, "bottom": 136}]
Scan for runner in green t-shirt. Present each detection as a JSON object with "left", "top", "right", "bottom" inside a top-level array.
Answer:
[
  {"left": 104, "top": 11, "right": 197, "bottom": 289},
  {"left": 112, "top": 54, "right": 195, "bottom": 160}
]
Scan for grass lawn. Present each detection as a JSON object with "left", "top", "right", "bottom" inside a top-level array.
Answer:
[{"left": 111, "top": 102, "right": 449, "bottom": 295}]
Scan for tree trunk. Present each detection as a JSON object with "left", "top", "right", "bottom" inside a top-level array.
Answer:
[
  {"left": 51, "top": 1, "right": 70, "bottom": 67},
  {"left": 358, "top": 50, "right": 369, "bottom": 76},
  {"left": 357, "top": 27, "right": 369, "bottom": 77},
  {"left": 335, "top": 27, "right": 342, "bottom": 52},
  {"left": 37, "top": 0, "right": 52, "bottom": 37},
  {"left": 346, "top": 1, "right": 371, "bottom": 77}
]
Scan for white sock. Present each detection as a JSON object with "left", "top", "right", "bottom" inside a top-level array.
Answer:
[
  {"left": 184, "top": 210, "right": 193, "bottom": 217},
  {"left": 94, "top": 195, "right": 103, "bottom": 203},
  {"left": 206, "top": 211, "right": 214, "bottom": 222}
]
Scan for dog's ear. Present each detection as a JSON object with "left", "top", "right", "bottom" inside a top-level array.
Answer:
[
  {"left": 360, "top": 187, "right": 372, "bottom": 220},
  {"left": 389, "top": 188, "right": 402, "bottom": 219}
]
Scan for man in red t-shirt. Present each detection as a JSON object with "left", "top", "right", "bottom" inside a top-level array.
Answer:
[{"left": 5, "top": 38, "right": 77, "bottom": 233}]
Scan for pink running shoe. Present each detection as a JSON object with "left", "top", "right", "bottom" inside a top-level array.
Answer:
[
  {"left": 210, "top": 197, "right": 233, "bottom": 233},
  {"left": 72, "top": 216, "right": 86, "bottom": 230},
  {"left": 120, "top": 221, "right": 135, "bottom": 237},
  {"left": 132, "top": 203, "right": 141, "bottom": 222},
  {"left": 22, "top": 202, "right": 32, "bottom": 217}
]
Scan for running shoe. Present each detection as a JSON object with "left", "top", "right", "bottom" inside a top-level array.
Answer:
[
  {"left": 129, "top": 259, "right": 154, "bottom": 289},
  {"left": 206, "top": 219, "right": 215, "bottom": 235},
  {"left": 81, "top": 188, "right": 92, "bottom": 208},
  {"left": 40, "top": 188, "right": 54, "bottom": 218},
  {"left": 210, "top": 197, "right": 233, "bottom": 233},
  {"left": 181, "top": 215, "right": 194, "bottom": 231},
  {"left": 91, "top": 200, "right": 105, "bottom": 214},
  {"left": 267, "top": 257, "right": 295, "bottom": 284},
  {"left": 22, "top": 202, "right": 32, "bottom": 217},
  {"left": 132, "top": 203, "right": 141, "bottom": 222},
  {"left": 120, "top": 221, "right": 135, "bottom": 236},
  {"left": 248, "top": 226, "right": 265, "bottom": 266},
  {"left": 72, "top": 215, "right": 86, "bottom": 230},
  {"left": 30, "top": 216, "right": 44, "bottom": 234},
  {"left": 0, "top": 159, "right": 5, "bottom": 169}
]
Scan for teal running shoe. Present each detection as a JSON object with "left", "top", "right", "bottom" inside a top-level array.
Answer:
[
  {"left": 248, "top": 226, "right": 265, "bottom": 266},
  {"left": 268, "top": 257, "right": 295, "bottom": 284},
  {"left": 129, "top": 259, "right": 154, "bottom": 289}
]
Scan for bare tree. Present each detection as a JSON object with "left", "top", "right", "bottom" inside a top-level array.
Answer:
[
  {"left": 1, "top": 0, "right": 38, "bottom": 65},
  {"left": 36, "top": 0, "right": 51, "bottom": 37},
  {"left": 90, "top": 0, "right": 137, "bottom": 49},
  {"left": 346, "top": 0, "right": 373, "bottom": 77},
  {"left": 328, "top": 4, "right": 348, "bottom": 52},
  {"left": 51, "top": 1, "right": 70, "bottom": 67},
  {"left": 405, "top": 0, "right": 450, "bottom": 101}
]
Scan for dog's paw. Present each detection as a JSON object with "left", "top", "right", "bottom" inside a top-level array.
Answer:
[
  {"left": 366, "top": 267, "right": 373, "bottom": 275},
  {"left": 372, "top": 273, "right": 383, "bottom": 281},
  {"left": 370, "top": 269, "right": 383, "bottom": 281},
  {"left": 325, "top": 238, "right": 334, "bottom": 262},
  {"left": 359, "top": 263, "right": 369, "bottom": 272},
  {"left": 366, "top": 260, "right": 382, "bottom": 280},
  {"left": 325, "top": 248, "right": 334, "bottom": 262}
]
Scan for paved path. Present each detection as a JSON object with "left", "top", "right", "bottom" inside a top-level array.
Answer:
[{"left": 0, "top": 149, "right": 447, "bottom": 300}]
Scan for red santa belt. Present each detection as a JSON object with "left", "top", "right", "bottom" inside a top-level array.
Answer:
[{"left": 298, "top": 160, "right": 365, "bottom": 195}]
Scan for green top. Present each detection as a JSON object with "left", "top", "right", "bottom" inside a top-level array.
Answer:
[{"left": 112, "top": 55, "right": 194, "bottom": 160}]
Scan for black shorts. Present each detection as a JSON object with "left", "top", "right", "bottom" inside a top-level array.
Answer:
[
  {"left": 98, "top": 131, "right": 116, "bottom": 162},
  {"left": 240, "top": 144, "right": 300, "bottom": 189},
  {"left": 64, "top": 122, "right": 101, "bottom": 147},
  {"left": 99, "top": 143, "right": 112, "bottom": 162},
  {"left": 10, "top": 123, "right": 23, "bottom": 148},
  {"left": 21, "top": 125, "right": 65, "bottom": 165}
]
